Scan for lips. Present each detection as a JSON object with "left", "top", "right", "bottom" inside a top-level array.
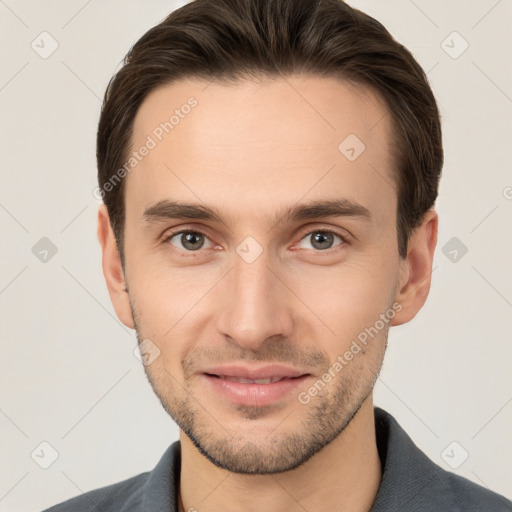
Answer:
[
  {"left": 200, "top": 365, "right": 311, "bottom": 407},
  {"left": 214, "top": 376, "right": 286, "bottom": 384},
  {"left": 202, "top": 364, "right": 308, "bottom": 381}
]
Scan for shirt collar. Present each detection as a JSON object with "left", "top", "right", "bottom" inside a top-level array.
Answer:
[
  {"left": 370, "top": 406, "right": 448, "bottom": 511},
  {"left": 139, "top": 406, "right": 447, "bottom": 512}
]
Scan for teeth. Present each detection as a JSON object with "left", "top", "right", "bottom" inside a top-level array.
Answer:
[{"left": 221, "top": 376, "right": 284, "bottom": 384}]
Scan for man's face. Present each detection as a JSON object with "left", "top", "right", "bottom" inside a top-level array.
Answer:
[{"left": 119, "top": 75, "right": 405, "bottom": 473}]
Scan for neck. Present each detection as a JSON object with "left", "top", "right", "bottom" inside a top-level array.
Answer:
[{"left": 178, "top": 396, "right": 381, "bottom": 512}]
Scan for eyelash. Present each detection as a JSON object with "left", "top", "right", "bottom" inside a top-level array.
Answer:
[{"left": 161, "top": 226, "right": 349, "bottom": 255}]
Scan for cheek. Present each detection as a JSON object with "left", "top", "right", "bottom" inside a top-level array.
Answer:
[
  {"left": 128, "top": 269, "right": 215, "bottom": 369},
  {"left": 286, "top": 251, "right": 397, "bottom": 343}
]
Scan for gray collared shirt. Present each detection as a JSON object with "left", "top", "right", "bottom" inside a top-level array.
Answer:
[{"left": 42, "top": 407, "right": 512, "bottom": 511}]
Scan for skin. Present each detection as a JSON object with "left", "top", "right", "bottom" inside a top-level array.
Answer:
[{"left": 97, "top": 75, "right": 438, "bottom": 512}]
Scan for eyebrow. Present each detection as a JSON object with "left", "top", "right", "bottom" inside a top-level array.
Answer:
[{"left": 142, "top": 198, "right": 373, "bottom": 226}]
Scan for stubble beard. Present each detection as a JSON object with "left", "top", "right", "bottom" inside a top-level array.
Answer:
[{"left": 133, "top": 328, "right": 386, "bottom": 475}]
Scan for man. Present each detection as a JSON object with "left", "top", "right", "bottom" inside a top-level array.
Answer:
[{"left": 44, "top": 0, "right": 512, "bottom": 510}]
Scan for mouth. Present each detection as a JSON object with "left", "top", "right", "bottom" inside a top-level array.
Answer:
[
  {"left": 205, "top": 375, "right": 296, "bottom": 384},
  {"left": 200, "top": 365, "right": 311, "bottom": 407}
]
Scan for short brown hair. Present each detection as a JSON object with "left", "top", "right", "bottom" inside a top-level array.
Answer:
[{"left": 97, "top": 0, "right": 443, "bottom": 262}]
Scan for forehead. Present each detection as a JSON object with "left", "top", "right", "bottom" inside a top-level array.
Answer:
[
  {"left": 126, "top": 75, "right": 397, "bottom": 229},
  {"left": 133, "top": 74, "right": 392, "bottom": 151}
]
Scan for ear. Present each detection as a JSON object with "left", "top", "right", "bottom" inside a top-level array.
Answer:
[
  {"left": 97, "top": 204, "right": 134, "bottom": 329},
  {"left": 390, "top": 208, "right": 438, "bottom": 326}
]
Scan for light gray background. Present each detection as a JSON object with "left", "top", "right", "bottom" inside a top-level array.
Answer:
[{"left": 1, "top": 1, "right": 511, "bottom": 510}]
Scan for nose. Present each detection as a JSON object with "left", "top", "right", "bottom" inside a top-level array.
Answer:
[{"left": 216, "top": 247, "right": 293, "bottom": 352}]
